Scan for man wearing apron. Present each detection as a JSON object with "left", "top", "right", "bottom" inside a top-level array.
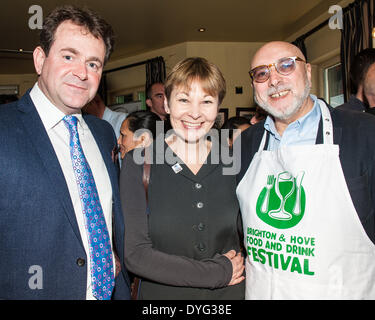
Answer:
[{"left": 236, "top": 41, "right": 375, "bottom": 299}]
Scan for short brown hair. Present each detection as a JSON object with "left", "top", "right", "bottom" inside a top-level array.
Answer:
[
  {"left": 40, "top": 5, "right": 114, "bottom": 63},
  {"left": 165, "top": 57, "right": 226, "bottom": 105}
]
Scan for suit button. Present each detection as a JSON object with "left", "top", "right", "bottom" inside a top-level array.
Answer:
[
  {"left": 76, "top": 258, "right": 85, "bottom": 267},
  {"left": 195, "top": 183, "right": 202, "bottom": 189},
  {"left": 196, "top": 202, "right": 204, "bottom": 209},
  {"left": 197, "top": 243, "right": 206, "bottom": 252},
  {"left": 198, "top": 223, "right": 205, "bottom": 231}
]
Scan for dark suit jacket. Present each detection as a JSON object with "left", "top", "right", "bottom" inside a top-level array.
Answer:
[
  {"left": 0, "top": 91, "right": 130, "bottom": 299},
  {"left": 335, "top": 95, "right": 366, "bottom": 112},
  {"left": 236, "top": 104, "right": 375, "bottom": 244}
]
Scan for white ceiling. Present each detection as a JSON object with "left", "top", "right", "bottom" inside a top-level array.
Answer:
[{"left": 0, "top": 0, "right": 340, "bottom": 74}]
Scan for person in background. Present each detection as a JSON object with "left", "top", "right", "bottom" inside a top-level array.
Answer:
[
  {"left": 83, "top": 93, "right": 127, "bottom": 140},
  {"left": 364, "top": 62, "right": 375, "bottom": 109},
  {"left": 0, "top": 5, "right": 130, "bottom": 300},
  {"left": 120, "top": 57, "right": 245, "bottom": 300},
  {"left": 236, "top": 41, "right": 375, "bottom": 299},
  {"left": 250, "top": 106, "right": 268, "bottom": 125},
  {"left": 117, "top": 110, "right": 159, "bottom": 160},
  {"left": 146, "top": 82, "right": 167, "bottom": 120},
  {"left": 221, "top": 116, "right": 251, "bottom": 147},
  {"left": 336, "top": 48, "right": 375, "bottom": 112}
]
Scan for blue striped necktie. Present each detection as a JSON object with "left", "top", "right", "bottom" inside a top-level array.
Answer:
[{"left": 63, "top": 115, "right": 114, "bottom": 300}]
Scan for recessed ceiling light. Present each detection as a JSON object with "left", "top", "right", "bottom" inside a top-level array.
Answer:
[{"left": 198, "top": 28, "right": 206, "bottom": 32}]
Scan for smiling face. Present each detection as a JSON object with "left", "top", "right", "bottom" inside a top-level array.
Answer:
[
  {"left": 251, "top": 42, "right": 313, "bottom": 124},
  {"left": 165, "top": 80, "right": 219, "bottom": 144},
  {"left": 33, "top": 20, "right": 106, "bottom": 115}
]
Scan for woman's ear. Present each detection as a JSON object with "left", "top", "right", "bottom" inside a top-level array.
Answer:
[
  {"left": 139, "top": 132, "right": 152, "bottom": 148},
  {"left": 164, "top": 97, "right": 170, "bottom": 114}
]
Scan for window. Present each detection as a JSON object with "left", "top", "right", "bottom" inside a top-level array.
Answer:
[
  {"left": 324, "top": 63, "right": 344, "bottom": 107},
  {"left": 115, "top": 93, "right": 133, "bottom": 104}
]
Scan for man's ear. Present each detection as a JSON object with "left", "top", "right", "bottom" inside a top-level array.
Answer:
[
  {"left": 305, "top": 63, "right": 312, "bottom": 88},
  {"left": 33, "top": 46, "right": 46, "bottom": 75},
  {"left": 146, "top": 98, "right": 152, "bottom": 108}
]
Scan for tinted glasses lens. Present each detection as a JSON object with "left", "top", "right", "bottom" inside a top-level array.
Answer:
[
  {"left": 277, "top": 57, "right": 296, "bottom": 75},
  {"left": 253, "top": 67, "right": 269, "bottom": 82}
]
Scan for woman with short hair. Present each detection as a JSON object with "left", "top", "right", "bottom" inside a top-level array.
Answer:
[{"left": 120, "top": 57, "right": 245, "bottom": 300}]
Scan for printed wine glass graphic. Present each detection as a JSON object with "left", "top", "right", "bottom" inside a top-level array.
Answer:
[{"left": 256, "top": 171, "right": 306, "bottom": 229}]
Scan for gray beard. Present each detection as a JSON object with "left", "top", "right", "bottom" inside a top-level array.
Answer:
[{"left": 254, "top": 80, "right": 311, "bottom": 121}]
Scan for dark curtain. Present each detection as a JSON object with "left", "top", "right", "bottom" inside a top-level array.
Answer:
[
  {"left": 340, "top": 0, "right": 374, "bottom": 101},
  {"left": 145, "top": 56, "right": 166, "bottom": 92},
  {"left": 97, "top": 74, "right": 107, "bottom": 104},
  {"left": 292, "top": 37, "right": 308, "bottom": 61}
]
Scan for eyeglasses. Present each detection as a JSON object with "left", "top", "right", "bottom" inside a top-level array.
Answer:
[{"left": 249, "top": 56, "right": 306, "bottom": 83}]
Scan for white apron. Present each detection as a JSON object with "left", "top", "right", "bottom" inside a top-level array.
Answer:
[{"left": 237, "top": 100, "right": 375, "bottom": 299}]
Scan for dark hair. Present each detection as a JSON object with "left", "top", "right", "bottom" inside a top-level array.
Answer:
[
  {"left": 146, "top": 82, "right": 164, "bottom": 100},
  {"left": 40, "top": 5, "right": 114, "bottom": 63},
  {"left": 126, "top": 110, "right": 160, "bottom": 139},
  {"left": 221, "top": 116, "right": 250, "bottom": 141},
  {"left": 349, "top": 48, "right": 375, "bottom": 94}
]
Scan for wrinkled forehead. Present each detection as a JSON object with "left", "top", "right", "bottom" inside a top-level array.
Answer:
[{"left": 251, "top": 42, "right": 304, "bottom": 69}]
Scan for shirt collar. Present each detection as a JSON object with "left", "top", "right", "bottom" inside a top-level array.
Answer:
[
  {"left": 264, "top": 94, "right": 320, "bottom": 139},
  {"left": 30, "top": 82, "right": 86, "bottom": 131}
]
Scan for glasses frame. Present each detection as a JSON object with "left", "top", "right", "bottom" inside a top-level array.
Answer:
[{"left": 249, "top": 56, "right": 306, "bottom": 83}]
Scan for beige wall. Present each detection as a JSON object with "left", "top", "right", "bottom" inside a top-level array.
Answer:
[
  {"left": 0, "top": 73, "right": 38, "bottom": 97},
  {"left": 1, "top": 1, "right": 347, "bottom": 112},
  {"left": 104, "top": 42, "right": 188, "bottom": 104},
  {"left": 186, "top": 42, "right": 264, "bottom": 117},
  {"left": 104, "top": 41, "right": 265, "bottom": 117}
]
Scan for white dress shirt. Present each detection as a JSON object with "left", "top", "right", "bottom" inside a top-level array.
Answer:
[
  {"left": 264, "top": 94, "right": 321, "bottom": 150},
  {"left": 30, "top": 83, "right": 115, "bottom": 300},
  {"left": 102, "top": 107, "right": 127, "bottom": 140}
]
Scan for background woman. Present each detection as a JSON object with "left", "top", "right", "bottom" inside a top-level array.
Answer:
[
  {"left": 117, "top": 110, "right": 159, "bottom": 160},
  {"left": 120, "top": 57, "right": 245, "bottom": 299}
]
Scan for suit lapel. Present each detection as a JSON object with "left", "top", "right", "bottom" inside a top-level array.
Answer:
[{"left": 17, "top": 93, "right": 83, "bottom": 245}]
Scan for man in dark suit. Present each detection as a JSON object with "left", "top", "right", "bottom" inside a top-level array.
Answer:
[
  {"left": 236, "top": 41, "right": 375, "bottom": 299},
  {"left": 0, "top": 5, "right": 130, "bottom": 299},
  {"left": 336, "top": 48, "right": 375, "bottom": 112}
]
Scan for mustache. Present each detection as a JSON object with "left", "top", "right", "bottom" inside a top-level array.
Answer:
[{"left": 267, "top": 85, "right": 292, "bottom": 96}]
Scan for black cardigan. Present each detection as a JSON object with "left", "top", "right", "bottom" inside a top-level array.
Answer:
[{"left": 120, "top": 141, "right": 245, "bottom": 300}]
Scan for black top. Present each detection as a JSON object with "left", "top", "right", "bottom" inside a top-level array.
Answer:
[
  {"left": 120, "top": 140, "right": 245, "bottom": 300},
  {"left": 335, "top": 95, "right": 366, "bottom": 112}
]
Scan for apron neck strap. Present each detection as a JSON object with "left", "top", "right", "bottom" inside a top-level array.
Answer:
[
  {"left": 318, "top": 99, "right": 334, "bottom": 145},
  {"left": 258, "top": 98, "right": 334, "bottom": 152}
]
